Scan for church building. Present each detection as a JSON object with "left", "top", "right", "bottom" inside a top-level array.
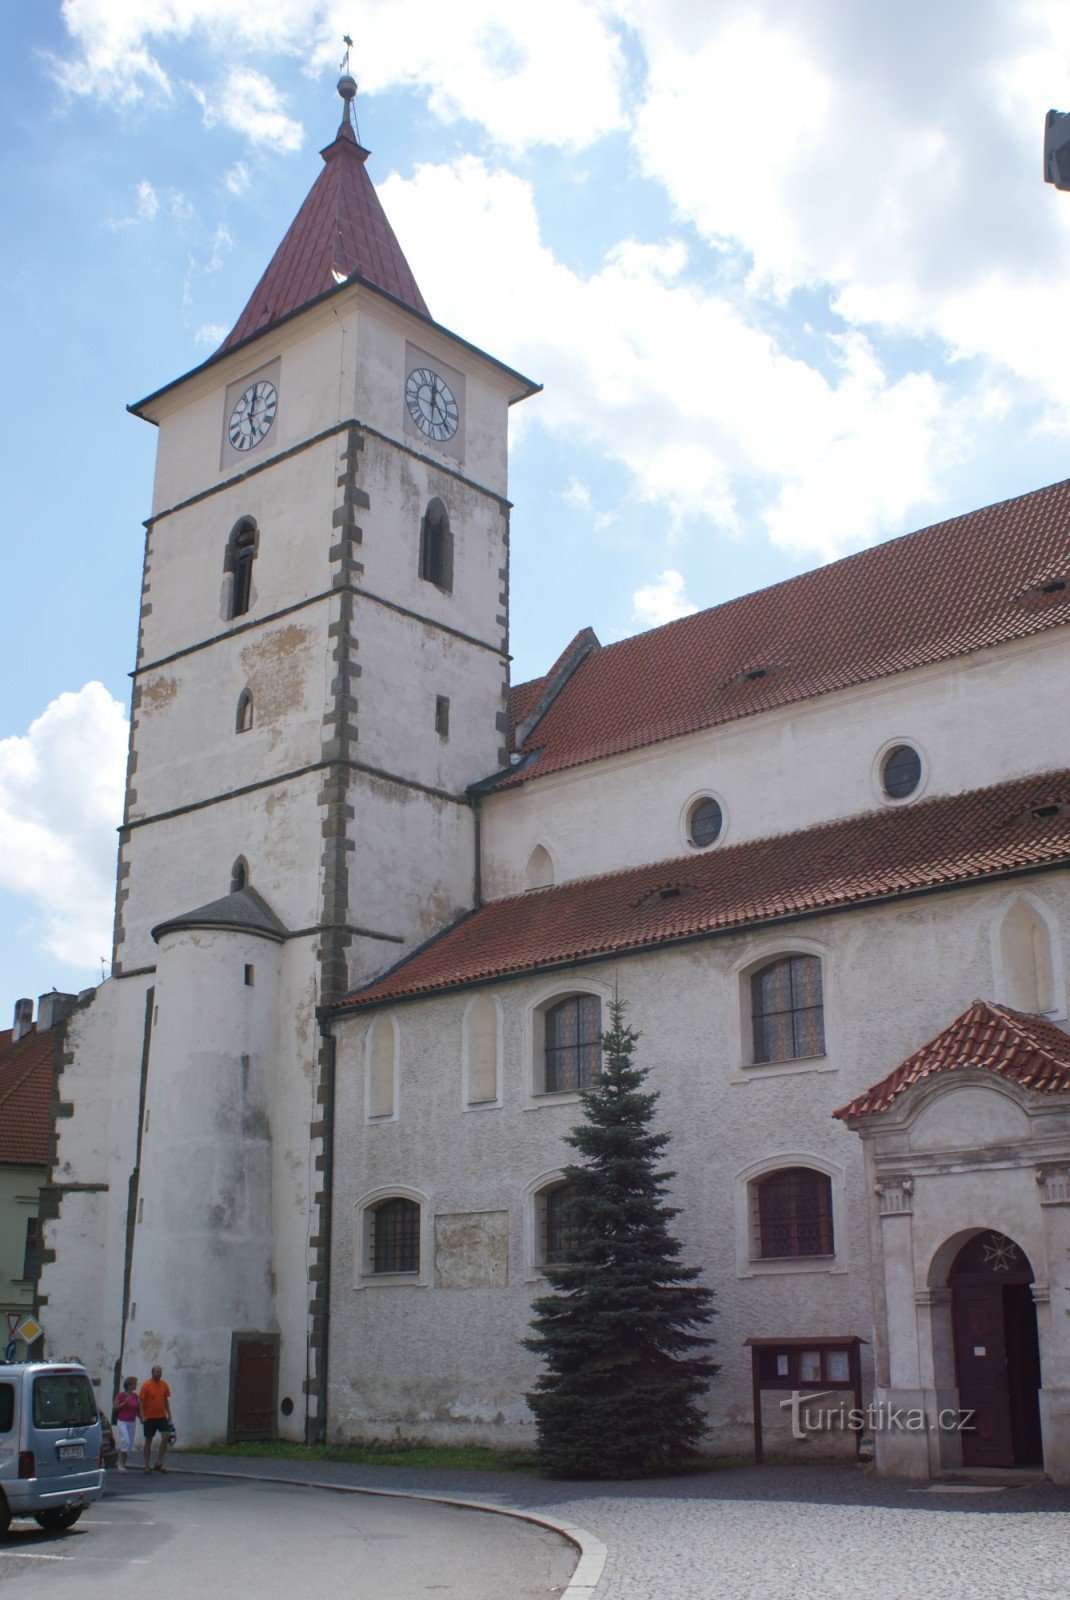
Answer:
[{"left": 36, "top": 77, "right": 1070, "bottom": 1482}]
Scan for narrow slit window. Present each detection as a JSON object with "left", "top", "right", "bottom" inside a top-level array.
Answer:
[
  {"left": 226, "top": 518, "right": 258, "bottom": 620},
  {"left": 435, "top": 695, "right": 450, "bottom": 737},
  {"left": 236, "top": 689, "right": 254, "bottom": 733},
  {"left": 231, "top": 858, "right": 249, "bottom": 893}
]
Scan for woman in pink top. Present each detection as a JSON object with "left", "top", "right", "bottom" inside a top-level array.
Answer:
[{"left": 112, "top": 1376, "right": 140, "bottom": 1473}]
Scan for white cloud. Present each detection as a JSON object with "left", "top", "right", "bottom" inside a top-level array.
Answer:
[
  {"left": 0, "top": 685, "right": 128, "bottom": 971},
  {"left": 224, "top": 160, "right": 250, "bottom": 195},
  {"left": 381, "top": 157, "right": 962, "bottom": 557},
  {"left": 196, "top": 322, "right": 228, "bottom": 345},
  {"left": 136, "top": 178, "right": 158, "bottom": 219},
  {"left": 191, "top": 68, "right": 304, "bottom": 152},
  {"left": 55, "top": 0, "right": 626, "bottom": 150},
  {"left": 562, "top": 478, "right": 592, "bottom": 511},
  {"left": 632, "top": 570, "right": 697, "bottom": 628}
]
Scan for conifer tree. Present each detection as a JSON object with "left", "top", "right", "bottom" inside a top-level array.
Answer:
[{"left": 524, "top": 997, "right": 718, "bottom": 1477}]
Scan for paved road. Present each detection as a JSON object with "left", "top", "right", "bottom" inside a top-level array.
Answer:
[
  {"left": 0, "top": 1471, "right": 575, "bottom": 1598},
  {"left": 173, "top": 1453, "right": 1070, "bottom": 1600}
]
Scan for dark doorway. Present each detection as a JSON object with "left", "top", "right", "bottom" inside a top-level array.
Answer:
[
  {"left": 228, "top": 1333, "right": 279, "bottom": 1442},
  {"left": 950, "top": 1232, "right": 1042, "bottom": 1468}
]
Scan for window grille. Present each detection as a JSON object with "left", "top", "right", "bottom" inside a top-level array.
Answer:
[
  {"left": 372, "top": 1198, "right": 420, "bottom": 1273},
  {"left": 757, "top": 1168, "right": 833, "bottom": 1258},
  {"left": 544, "top": 996, "right": 601, "bottom": 1092},
  {"left": 542, "top": 1184, "right": 583, "bottom": 1264},
  {"left": 751, "top": 955, "right": 824, "bottom": 1063}
]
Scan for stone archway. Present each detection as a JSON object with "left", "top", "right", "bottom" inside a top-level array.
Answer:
[{"left": 947, "top": 1230, "right": 1042, "bottom": 1469}]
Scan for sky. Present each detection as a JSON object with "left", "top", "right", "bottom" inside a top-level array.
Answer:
[{"left": 3, "top": 0, "right": 1070, "bottom": 1018}]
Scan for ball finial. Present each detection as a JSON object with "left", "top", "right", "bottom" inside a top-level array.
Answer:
[{"left": 338, "top": 73, "right": 357, "bottom": 103}]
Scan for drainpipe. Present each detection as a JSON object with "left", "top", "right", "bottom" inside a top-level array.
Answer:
[
  {"left": 314, "top": 1015, "right": 337, "bottom": 1445},
  {"left": 468, "top": 789, "right": 483, "bottom": 910}
]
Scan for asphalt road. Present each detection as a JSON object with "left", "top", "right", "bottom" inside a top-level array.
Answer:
[{"left": 0, "top": 1470, "right": 575, "bottom": 1597}]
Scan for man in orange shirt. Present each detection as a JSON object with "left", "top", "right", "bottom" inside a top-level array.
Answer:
[{"left": 139, "top": 1365, "right": 173, "bottom": 1473}]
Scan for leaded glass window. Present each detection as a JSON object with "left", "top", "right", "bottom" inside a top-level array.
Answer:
[
  {"left": 544, "top": 996, "right": 601, "bottom": 1092},
  {"left": 757, "top": 1168, "right": 833, "bottom": 1258},
  {"left": 372, "top": 1197, "right": 419, "bottom": 1274},
  {"left": 542, "top": 1183, "right": 583, "bottom": 1265},
  {"left": 751, "top": 955, "right": 824, "bottom": 1063}
]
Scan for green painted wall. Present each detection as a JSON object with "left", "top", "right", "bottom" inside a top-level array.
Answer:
[{"left": 0, "top": 1163, "right": 44, "bottom": 1354}]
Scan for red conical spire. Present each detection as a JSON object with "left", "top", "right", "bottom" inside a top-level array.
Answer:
[{"left": 218, "top": 71, "right": 429, "bottom": 354}]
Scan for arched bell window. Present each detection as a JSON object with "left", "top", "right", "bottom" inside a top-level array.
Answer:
[
  {"left": 225, "top": 518, "right": 258, "bottom": 619},
  {"left": 419, "top": 499, "right": 453, "bottom": 592}
]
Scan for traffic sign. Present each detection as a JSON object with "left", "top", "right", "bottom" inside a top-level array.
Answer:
[
  {"left": 3, "top": 1341, "right": 15, "bottom": 1363},
  {"left": 6, "top": 1313, "right": 19, "bottom": 1335},
  {"left": 14, "top": 1315, "right": 43, "bottom": 1345}
]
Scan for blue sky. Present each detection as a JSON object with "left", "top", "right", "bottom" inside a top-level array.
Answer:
[{"left": 3, "top": 0, "right": 1070, "bottom": 1017}]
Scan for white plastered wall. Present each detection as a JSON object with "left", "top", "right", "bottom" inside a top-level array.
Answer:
[{"left": 484, "top": 632, "right": 1070, "bottom": 895}]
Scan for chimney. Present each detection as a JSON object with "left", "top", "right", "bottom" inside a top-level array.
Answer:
[
  {"left": 12, "top": 998, "right": 33, "bottom": 1043},
  {"left": 37, "top": 991, "right": 77, "bottom": 1032}
]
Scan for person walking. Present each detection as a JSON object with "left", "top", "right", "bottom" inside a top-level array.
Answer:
[
  {"left": 139, "top": 1365, "right": 173, "bottom": 1473},
  {"left": 111, "top": 1375, "right": 140, "bottom": 1472}
]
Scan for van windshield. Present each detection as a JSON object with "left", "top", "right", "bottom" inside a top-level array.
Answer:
[{"left": 32, "top": 1373, "right": 97, "bottom": 1429}]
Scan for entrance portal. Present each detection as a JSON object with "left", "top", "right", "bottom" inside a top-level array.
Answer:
[{"left": 949, "top": 1232, "right": 1042, "bottom": 1468}]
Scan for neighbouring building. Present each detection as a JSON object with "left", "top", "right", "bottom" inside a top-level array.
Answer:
[
  {"left": 0, "top": 995, "right": 76, "bottom": 1352},
  {"left": 36, "top": 76, "right": 1070, "bottom": 1480}
]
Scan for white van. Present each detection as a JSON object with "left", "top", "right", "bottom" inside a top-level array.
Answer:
[{"left": 0, "top": 1362, "right": 106, "bottom": 1533}]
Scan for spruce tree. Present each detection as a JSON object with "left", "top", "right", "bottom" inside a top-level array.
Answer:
[{"left": 524, "top": 997, "right": 718, "bottom": 1477}]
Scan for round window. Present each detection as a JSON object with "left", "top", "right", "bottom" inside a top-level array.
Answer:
[
  {"left": 688, "top": 797, "right": 723, "bottom": 847},
  {"left": 881, "top": 744, "right": 922, "bottom": 799}
]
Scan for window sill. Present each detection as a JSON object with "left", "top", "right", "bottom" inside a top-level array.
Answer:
[
  {"left": 738, "top": 1255, "right": 845, "bottom": 1279},
  {"left": 463, "top": 1098, "right": 503, "bottom": 1113},
  {"left": 356, "top": 1271, "right": 424, "bottom": 1289},
  {"left": 731, "top": 1056, "right": 836, "bottom": 1084},
  {"left": 524, "top": 1090, "right": 584, "bottom": 1110}
]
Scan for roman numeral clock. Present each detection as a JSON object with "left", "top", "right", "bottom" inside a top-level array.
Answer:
[{"left": 403, "top": 346, "right": 465, "bottom": 459}]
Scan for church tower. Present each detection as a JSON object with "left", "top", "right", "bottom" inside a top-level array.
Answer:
[{"left": 38, "top": 73, "right": 538, "bottom": 1444}]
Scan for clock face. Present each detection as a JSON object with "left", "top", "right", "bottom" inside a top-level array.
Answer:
[
  {"left": 405, "top": 367, "right": 459, "bottom": 443},
  {"left": 228, "top": 380, "right": 278, "bottom": 452}
]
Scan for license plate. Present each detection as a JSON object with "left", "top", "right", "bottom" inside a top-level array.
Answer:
[{"left": 57, "top": 1444, "right": 84, "bottom": 1460}]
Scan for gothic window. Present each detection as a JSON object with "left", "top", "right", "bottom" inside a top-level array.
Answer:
[
  {"left": 370, "top": 1197, "right": 420, "bottom": 1274},
  {"left": 543, "top": 995, "right": 601, "bottom": 1093},
  {"left": 751, "top": 955, "right": 825, "bottom": 1064},
  {"left": 997, "top": 897, "right": 1056, "bottom": 1013},
  {"left": 464, "top": 993, "right": 501, "bottom": 1105},
  {"left": 755, "top": 1168, "right": 834, "bottom": 1259},
  {"left": 525, "top": 845, "right": 554, "bottom": 890},
  {"left": 236, "top": 689, "right": 254, "bottom": 733},
  {"left": 419, "top": 498, "right": 453, "bottom": 592},
  {"left": 539, "top": 1182, "right": 583, "bottom": 1265},
  {"left": 225, "top": 518, "right": 258, "bottom": 619},
  {"left": 230, "top": 857, "right": 249, "bottom": 893},
  {"left": 366, "top": 1013, "right": 399, "bottom": 1120}
]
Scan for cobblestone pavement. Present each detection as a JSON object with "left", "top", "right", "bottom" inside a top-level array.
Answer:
[{"left": 174, "top": 1453, "right": 1070, "bottom": 1600}]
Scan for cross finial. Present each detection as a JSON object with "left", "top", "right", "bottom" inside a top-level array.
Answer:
[{"left": 337, "top": 33, "right": 358, "bottom": 131}]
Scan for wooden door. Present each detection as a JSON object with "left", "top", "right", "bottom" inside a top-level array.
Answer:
[
  {"left": 952, "top": 1282, "right": 1014, "bottom": 1467},
  {"left": 230, "top": 1336, "right": 278, "bottom": 1441}
]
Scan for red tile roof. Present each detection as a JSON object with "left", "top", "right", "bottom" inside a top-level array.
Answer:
[
  {"left": 504, "top": 477, "right": 1070, "bottom": 784},
  {"left": 336, "top": 771, "right": 1070, "bottom": 1012},
  {"left": 835, "top": 1001, "right": 1070, "bottom": 1120},
  {"left": 218, "top": 119, "right": 428, "bottom": 355},
  {"left": 0, "top": 1026, "right": 53, "bottom": 1167}
]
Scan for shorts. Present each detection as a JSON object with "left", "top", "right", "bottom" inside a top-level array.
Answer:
[
  {"left": 116, "top": 1419, "right": 136, "bottom": 1452},
  {"left": 143, "top": 1416, "right": 170, "bottom": 1440}
]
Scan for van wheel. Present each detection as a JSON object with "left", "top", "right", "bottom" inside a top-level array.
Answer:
[{"left": 34, "top": 1507, "right": 84, "bottom": 1532}]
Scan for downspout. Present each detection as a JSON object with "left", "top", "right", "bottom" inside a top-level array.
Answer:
[
  {"left": 469, "top": 789, "right": 484, "bottom": 910},
  {"left": 314, "top": 1014, "right": 337, "bottom": 1444}
]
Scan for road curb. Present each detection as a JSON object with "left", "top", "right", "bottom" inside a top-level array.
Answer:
[{"left": 169, "top": 1463, "right": 608, "bottom": 1599}]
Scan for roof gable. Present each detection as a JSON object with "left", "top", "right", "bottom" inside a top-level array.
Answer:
[
  {"left": 505, "top": 477, "right": 1070, "bottom": 785},
  {"left": 335, "top": 770, "right": 1070, "bottom": 1012},
  {"left": 834, "top": 1000, "right": 1070, "bottom": 1119},
  {"left": 218, "top": 119, "right": 428, "bottom": 356}
]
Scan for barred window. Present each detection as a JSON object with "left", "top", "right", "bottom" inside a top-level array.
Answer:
[
  {"left": 751, "top": 955, "right": 824, "bottom": 1063},
  {"left": 371, "top": 1198, "right": 420, "bottom": 1274},
  {"left": 541, "top": 1183, "right": 583, "bottom": 1265},
  {"left": 756, "top": 1168, "right": 833, "bottom": 1258},
  {"left": 544, "top": 996, "right": 601, "bottom": 1092}
]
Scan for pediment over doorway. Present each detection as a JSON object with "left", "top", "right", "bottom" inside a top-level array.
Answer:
[{"left": 834, "top": 1000, "right": 1070, "bottom": 1123}]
